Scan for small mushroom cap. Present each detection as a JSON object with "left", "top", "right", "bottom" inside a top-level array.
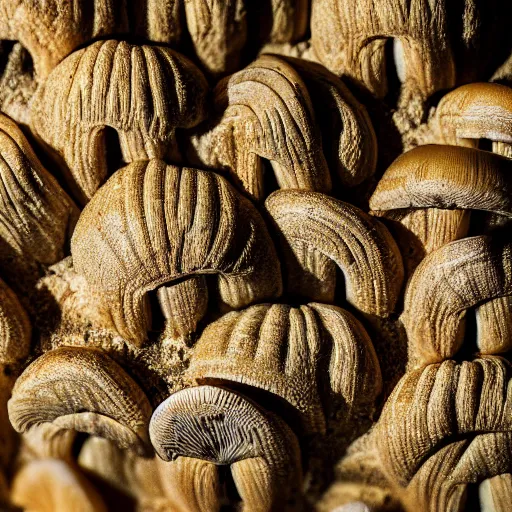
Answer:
[
  {"left": 32, "top": 39, "right": 209, "bottom": 203},
  {"left": 11, "top": 459, "right": 107, "bottom": 512},
  {"left": 71, "top": 161, "right": 282, "bottom": 346},
  {"left": 187, "top": 302, "right": 381, "bottom": 434},
  {"left": 0, "top": 113, "right": 79, "bottom": 265},
  {"left": 401, "top": 236, "right": 512, "bottom": 366},
  {"left": 369, "top": 144, "right": 512, "bottom": 217},
  {"left": 0, "top": 276, "right": 31, "bottom": 364},
  {"left": 8, "top": 346, "right": 153, "bottom": 455},
  {"left": 265, "top": 190, "right": 403, "bottom": 317},
  {"left": 190, "top": 54, "right": 331, "bottom": 201}
]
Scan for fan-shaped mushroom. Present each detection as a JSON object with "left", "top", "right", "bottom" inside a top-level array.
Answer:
[
  {"left": 149, "top": 385, "right": 302, "bottom": 512},
  {"left": 189, "top": 54, "right": 331, "bottom": 201},
  {"left": 186, "top": 302, "right": 381, "bottom": 434},
  {"left": 8, "top": 347, "right": 153, "bottom": 455},
  {"left": 32, "top": 39, "right": 208, "bottom": 203},
  {"left": 401, "top": 236, "right": 512, "bottom": 366},
  {"left": 265, "top": 190, "right": 403, "bottom": 317},
  {"left": 71, "top": 161, "right": 282, "bottom": 346},
  {"left": 11, "top": 458, "right": 107, "bottom": 512},
  {"left": 0, "top": 276, "right": 31, "bottom": 364},
  {"left": 0, "top": 113, "right": 79, "bottom": 266}
]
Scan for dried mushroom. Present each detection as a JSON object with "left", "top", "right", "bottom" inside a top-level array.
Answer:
[
  {"left": 149, "top": 385, "right": 302, "bottom": 511},
  {"left": 189, "top": 54, "right": 331, "bottom": 201},
  {"left": 266, "top": 190, "right": 403, "bottom": 316},
  {"left": 8, "top": 347, "right": 153, "bottom": 455},
  {"left": 186, "top": 302, "right": 381, "bottom": 434},
  {"left": 32, "top": 39, "right": 208, "bottom": 203},
  {"left": 71, "top": 161, "right": 282, "bottom": 346}
]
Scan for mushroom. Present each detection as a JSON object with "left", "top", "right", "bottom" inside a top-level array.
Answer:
[
  {"left": 149, "top": 385, "right": 302, "bottom": 511},
  {"left": 21, "top": 423, "right": 77, "bottom": 462},
  {"left": 71, "top": 161, "right": 282, "bottom": 347},
  {"left": 0, "top": 113, "right": 79, "bottom": 266},
  {"left": 371, "top": 358, "right": 512, "bottom": 511},
  {"left": 188, "top": 54, "right": 331, "bottom": 201},
  {"left": 8, "top": 346, "right": 153, "bottom": 455},
  {"left": 32, "top": 39, "right": 209, "bottom": 204},
  {"left": 401, "top": 236, "right": 512, "bottom": 367},
  {"left": 186, "top": 302, "right": 381, "bottom": 434},
  {"left": 11, "top": 458, "right": 108, "bottom": 512},
  {"left": 479, "top": 474, "right": 512, "bottom": 512},
  {"left": 265, "top": 190, "right": 403, "bottom": 317},
  {"left": 0, "top": 276, "right": 31, "bottom": 364}
]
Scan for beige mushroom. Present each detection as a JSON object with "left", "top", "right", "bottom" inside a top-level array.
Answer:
[
  {"left": 186, "top": 302, "right": 381, "bottom": 434},
  {"left": 32, "top": 39, "right": 208, "bottom": 203},
  {"left": 21, "top": 423, "right": 77, "bottom": 462},
  {"left": 8, "top": 347, "right": 153, "bottom": 455},
  {"left": 189, "top": 54, "right": 331, "bottom": 201},
  {"left": 265, "top": 190, "right": 403, "bottom": 317},
  {"left": 0, "top": 113, "right": 79, "bottom": 266},
  {"left": 149, "top": 385, "right": 302, "bottom": 512},
  {"left": 0, "top": 276, "right": 31, "bottom": 364},
  {"left": 71, "top": 161, "right": 282, "bottom": 346},
  {"left": 11, "top": 458, "right": 107, "bottom": 512},
  {"left": 479, "top": 474, "right": 512, "bottom": 512},
  {"left": 401, "top": 236, "right": 512, "bottom": 366}
]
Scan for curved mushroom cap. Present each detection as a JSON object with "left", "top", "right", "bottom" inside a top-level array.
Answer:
[
  {"left": 71, "top": 161, "right": 282, "bottom": 347},
  {"left": 0, "top": 277, "right": 31, "bottom": 364},
  {"left": 280, "top": 57, "right": 377, "bottom": 187},
  {"left": 476, "top": 296, "right": 512, "bottom": 355},
  {"left": 401, "top": 236, "right": 512, "bottom": 366},
  {"left": 8, "top": 347, "right": 153, "bottom": 455},
  {"left": 374, "top": 358, "right": 512, "bottom": 510},
  {"left": 11, "top": 459, "right": 107, "bottom": 512},
  {"left": 265, "top": 190, "right": 403, "bottom": 317},
  {"left": 369, "top": 145, "right": 512, "bottom": 217},
  {"left": 310, "top": 0, "right": 455, "bottom": 102},
  {"left": 32, "top": 39, "right": 209, "bottom": 203},
  {"left": 0, "top": 113, "right": 79, "bottom": 264},
  {"left": 436, "top": 83, "right": 512, "bottom": 146},
  {"left": 190, "top": 54, "right": 331, "bottom": 201},
  {"left": 149, "top": 385, "right": 302, "bottom": 511},
  {"left": 187, "top": 303, "right": 381, "bottom": 434}
]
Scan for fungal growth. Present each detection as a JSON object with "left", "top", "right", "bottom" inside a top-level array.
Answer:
[
  {"left": 71, "top": 161, "right": 282, "bottom": 346},
  {"left": 8, "top": 347, "right": 153, "bottom": 455}
]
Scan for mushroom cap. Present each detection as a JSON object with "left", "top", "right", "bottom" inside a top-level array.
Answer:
[
  {"left": 266, "top": 190, "right": 403, "bottom": 317},
  {"left": 8, "top": 346, "right": 153, "bottom": 455},
  {"left": 187, "top": 302, "right": 381, "bottom": 434},
  {"left": 71, "top": 160, "right": 282, "bottom": 346}
]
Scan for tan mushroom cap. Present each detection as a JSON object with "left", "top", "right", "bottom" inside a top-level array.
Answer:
[
  {"left": 401, "top": 236, "right": 512, "bottom": 366},
  {"left": 149, "top": 385, "right": 302, "bottom": 511},
  {"left": 0, "top": 277, "right": 31, "bottom": 364},
  {"left": 476, "top": 296, "right": 512, "bottom": 355},
  {"left": 187, "top": 303, "right": 381, "bottom": 434},
  {"left": 190, "top": 54, "right": 331, "bottom": 201},
  {"left": 8, "top": 347, "right": 153, "bottom": 455},
  {"left": 11, "top": 458, "right": 107, "bottom": 512},
  {"left": 265, "top": 190, "right": 403, "bottom": 317},
  {"left": 71, "top": 161, "right": 282, "bottom": 347},
  {"left": 32, "top": 39, "right": 208, "bottom": 203},
  {"left": 0, "top": 114, "right": 79, "bottom": 265}
]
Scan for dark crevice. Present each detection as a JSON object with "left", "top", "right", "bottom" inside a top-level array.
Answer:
[
  {"left": 0, "top": 41, "right": 17, "bottom": 76},
  {"left": 103, "top": 126, "right": 124, "bottom": 178},
  {"left": 383, "top": 38, "right": 403, "bottom": 109}
]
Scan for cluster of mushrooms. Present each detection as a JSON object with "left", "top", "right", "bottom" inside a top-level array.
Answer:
[{"left": 1, "top": 1, "right": 512, "bottom": 511}]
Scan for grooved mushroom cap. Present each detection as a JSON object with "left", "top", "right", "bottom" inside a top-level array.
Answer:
[
  {"left": 373, "top": 358, "right": 512, "bottom": 510},
  {"left": 310, "top": 0, "right": 455, "bottom": 101},
  {"left": 149, "top": 385, "right": 301, "bottom": 511},
  {"left": 11, "top": 459, "right": 107, "bottom": 512},
  {"left": 369, "top": 144, "right": 512, "bottom": 217},
  {"left": 32, "top": 39, "right": 209, "bottom": 203},
  {"left": 71, "top": 161, "right": 282, "bottom": 346},
  {"left": 0, "top": 277, "right": 31, "bottom": 364},
  {"left": 190, "top": 54, "right": 331, "bottom": 201},
  {"left": 265, "top": 190, "right": 403, "bottom": 316},
  {"left": 187, "top": 302, "right": 381, "bottom": 434},
  {"left": 0, "top": 114, "right": 79, "bottom": 264},
  {"left": 8, "top": 347, "right": 153, "bottom": 455},
  {"left": 401, "top": 236, "right": 512, "bottom": 366}
]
